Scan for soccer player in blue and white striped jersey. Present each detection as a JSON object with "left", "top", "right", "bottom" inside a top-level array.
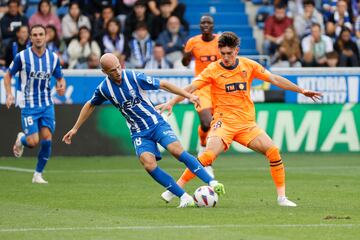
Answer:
[
  {"left": 62, "top": 53, "right": 225, "bottom": 208},
  {"left": 4, "top": 24, "right": 66, "bottom": 184}
]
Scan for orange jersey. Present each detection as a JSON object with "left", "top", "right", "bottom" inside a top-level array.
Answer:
[
  {"left": 192, "top": 57, "right": 272, "bottom": 124},
  {"left": 184, "top": 34, "right": 221, "bottom": 76}
]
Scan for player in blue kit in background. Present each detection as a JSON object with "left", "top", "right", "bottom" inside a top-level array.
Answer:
[
  {"left": 62, "top": 53, "right": 225, "bottom": 208},
  {"left": 4, "top": 24, "right": 66, "bottom": 184}
]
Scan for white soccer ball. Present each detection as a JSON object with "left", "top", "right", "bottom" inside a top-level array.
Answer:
[{"left": 193, "top": 186, "right": 218, "bottom": 207}]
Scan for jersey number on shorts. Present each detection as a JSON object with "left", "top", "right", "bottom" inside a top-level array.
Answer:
[
  {"left": 24, "top": 116, "right": 34, "bottom": 127},
  {"left": 214, "top": 120, "right": 222, "bottom": 129},
  {"left": 135, "top": 137, "right": 142, "bottom": 146}
]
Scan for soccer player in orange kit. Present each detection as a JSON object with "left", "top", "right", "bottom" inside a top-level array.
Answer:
[
  {"left": 159, "top": 32, "right": 322, "bottom": 207},
  {"left": 182, "top": 15, "right": 221, "bottom": 155}
]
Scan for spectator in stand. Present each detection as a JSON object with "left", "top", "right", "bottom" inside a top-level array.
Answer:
[
  {"left": 326, "top": 0, "right": 353, "bottom": 38},
  {"left": 92, "top": 5, "right": 114, "bottom": 41},
  {"left": 272, "top": 26, "right": 302, "bottom": 67},
  {"left": 294, "top": 0, "right": 324, "bottom": 39},
  {"left": 301, "top": 23, "right": 334, "bottom": 67},
  {"left": 46, "top": 25, "right": 68, "bottom": 68},
  {"left": 61, "top": 1, "right": 91, "bottom": 44},
  {"left": 322, "top": 0, "right": 338, "bottom": 21},
  {"left": 333, "top": 27, "right": 360, "bottom": 66},
  {"left": 355, "top": 13, "right": 360, "bottom": 50},
  {"left": 147, "top": 0, "right": 186, "bottom": 19},
  {"left": 263, "top": 3, "right": 293, "bottom": 56},
  {"left": 101, "top": 18, "right": 130, "bottom": 67},
  {"left": 29, "top": 0, "right": 62, "bottom": 38},
  {"left": 80, "top": 0, "right": 113, "bottom": 18},
  {"left": 156, "top": 15, "right": 187, "bottom": 65},
  {"left": 86, "top": 53, "right": 100, "bottom": 69},
  {"left": 67, "top": 26, "right": 101, "bottom": 69},
  {"left": 0, "top": 0, "right": 26, "bottom": 19},
  {"left": 115, "top": 0, "right": 137, "bottom": 17},
  {"left": 0, "top": 0, "right": 28, "bottom": 45},
  {"left": 4, "top": 25, "right": 30, "bottom": 67},
  {"left": 144, "top": 43, "right": 173, "bottom": 69},
  {"left": 124, "top": 0, "right": 153, "bottom": 39},
  {"left": 325, "top": 51, "right": 339, "bottom": 67},
  {"left": 128, "top": 22, "right": 153, "bottom": 68},
  {"left": 151, "top": 0, "right": 188, "bottom": 40}
]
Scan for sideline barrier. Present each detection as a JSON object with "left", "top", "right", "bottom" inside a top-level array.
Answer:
[{"left": 0, "top": 104, "right": 359, "bottom": 156}]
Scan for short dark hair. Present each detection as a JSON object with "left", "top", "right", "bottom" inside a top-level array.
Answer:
[
  {"left": 135, "top": 22, "right": 148, "bottom": 31},
  {"left": 30, "top": 24, "right": 46, "bottom": 34},
  {"left": 134, "top": 0, "right": 147, "bottom": 7},
  {"left": 326, "top": 51, "right": 338, "bottom": 59},
  {"left": 303, "top": 0, "right": 315, "bottom": 6},
  {"left": 274, "top": 2, "right": 287, "bottom": 9},
  {"left": 311, "top": 22, "right": 321, "bottom": 30},
  {"left": 8, "top": 0, "right": 20, "bottom": 6},
  {"left": 218, "top": 32, "right": 240, "bottom": 48},
  {"left": 15, "top": 25, "right": 28, "bottom": 34}
]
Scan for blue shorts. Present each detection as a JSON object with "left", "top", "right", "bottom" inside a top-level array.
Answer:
[
  {"left": 131, "top": 121, "right": 178, "bottom": 160},
  {"left": 21, "top": 105, "right": 55, "bottom": 136}
]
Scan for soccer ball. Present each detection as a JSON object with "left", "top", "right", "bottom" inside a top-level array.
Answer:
[{"left": 193, "top": 186, "right": 218, "bottom": 207}]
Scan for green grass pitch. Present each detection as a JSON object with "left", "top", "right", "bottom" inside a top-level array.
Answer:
[{"left": 0, "top": 153, "right": 359, "bottom": 240}]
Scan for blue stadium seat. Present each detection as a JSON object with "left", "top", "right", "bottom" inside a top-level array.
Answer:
[
  {"left": 251, "top": 0, "right": 265, "bottom": 4},
  {"left": 185, "top": 13, "right": 249, "bottom": 25},
  {"left": 180, "top": 0, "right": 242, "bottom": 4},
  {"left": 255, "top": 5, "right": 274, "bottom": 29},
  {"left": 182, "top": 3, "right": 245, "bottom": 13},
  {"left": 189, "top": 25, "right": 253, "bottom": 37},
  {"left": 26, "top": 5, "right": 38, "bottom": 18}
]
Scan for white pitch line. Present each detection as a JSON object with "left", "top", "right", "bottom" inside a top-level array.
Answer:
[
  {"left": 1, "top": 166, "right": 360, "bottom": 174},
  {"left": 0, "top": 166, "right": 34, "bottom": 173},
  {"left": 0, "top": 224, "right": 358, "bottom": 233}
]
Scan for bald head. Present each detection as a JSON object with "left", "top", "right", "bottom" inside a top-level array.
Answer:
[
  {"left": 100, "top": 53, "right": 122, "bottom": 83},
  {"left": 100, "top": 53, "right": 120, "bottom": 71}
]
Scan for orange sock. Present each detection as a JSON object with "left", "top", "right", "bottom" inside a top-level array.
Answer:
[
  {"left": 178, "top": 150, "right": 216, "bottom": 186},
  {"left": 198, "top": 125, "right": 209, "bottom": 147},
  {"left": 266, "top": 146, "right": 285, "bottom": 189}
]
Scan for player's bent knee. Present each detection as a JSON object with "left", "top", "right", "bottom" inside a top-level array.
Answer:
[
  {"left": 166, "top": 141, "right": 184, "bottom": 158},
  {"left": 265, "top": 146, "right": 281, "bottom": 162},
  {"left": 139, "top": 153, "right": 157, "bottom": 172},
  {"left": 26, "top": 137, "right": 39, "bottom": 148}
]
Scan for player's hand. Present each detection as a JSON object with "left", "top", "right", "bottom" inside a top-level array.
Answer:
[
  {"left": 302, "top": 89, "right": 322, "bottom": 102},
  {"left": 189, "top": 94, "right": 201, "bottom": 108},
  {"left": 6, "top": 94, "right": 15, "bottom": 109},
  {"left": 155, "top": 102, "right": 173, "bottom": 116},
  {"left": 62, "top": 128, "right": 77, "bottom": 145},
  {"left": 56, "top": 78, "right": 66, "bottom": 96}
]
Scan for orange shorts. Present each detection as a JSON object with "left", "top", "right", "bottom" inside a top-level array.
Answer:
[
  {"left": 208, "top": 119, "right": 264, "bottom": 151},
  {"left": 194, "top": 87, "right": 212, "bottom": 112}
]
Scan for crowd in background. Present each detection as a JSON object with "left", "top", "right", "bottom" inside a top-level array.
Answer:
[
  {"left": 0, "top": 0, "right": 189, "bottom": 70},
  {"left": 261, "top": 0, "right": 360, "bottom": 67},
  {"left": 1, "top": 0, "right": 360, "bottom": 69}
]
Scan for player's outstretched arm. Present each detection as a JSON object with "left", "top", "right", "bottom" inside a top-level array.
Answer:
[
  {"left": 269, "top": 74, "right": 322, "bottom": 101},
  {"left": 62, "top": 101, "right": 96, "bottom": 144},
  {"left": 4, "top": 72, "right": 15, "bottom": 109}
]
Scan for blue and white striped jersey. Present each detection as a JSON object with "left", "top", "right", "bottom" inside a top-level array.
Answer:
[
  {"left": 8, "top": 47, "right": 63, "bottom": 109},
  {"left": 90, "top": 69, "right": 165, "bottom": 134}
]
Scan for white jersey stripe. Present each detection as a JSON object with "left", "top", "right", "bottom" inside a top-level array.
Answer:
[
  {"left": 38, "top": 57, "right": 42, "bottom": 107},
  {"left": 131, "top": 71, "right": 158, "bottom": 125},
  {"left": 122, "top": 72, "right": 149, "bottom": 129},
  {"left": 106, "top": 78, "right": 140, "bottom": 132},
  {"left": 29, "top": 50, "right": 35, "bottom": 108},
  {"left": 44, "top": 50, "right": 50, "bottom": 106},
  {"left": 19, "top": 51, "right": 26, "bottom": 108}
]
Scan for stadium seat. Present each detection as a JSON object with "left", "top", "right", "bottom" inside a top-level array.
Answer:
[
  {"left": 182, "top": 3, "right": 245, "bottom": 13},
  {"left": 255, "top": 5, "right": 274, "bottom": 29},
  {"left": 185, "top": 13, "right": 249, "bottom": 25},
  {"left": 26, "top": 5, "right": 38, "bottom": 18}
]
